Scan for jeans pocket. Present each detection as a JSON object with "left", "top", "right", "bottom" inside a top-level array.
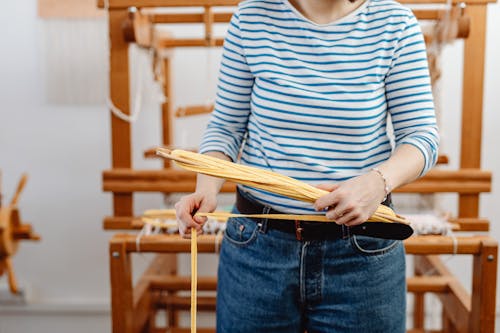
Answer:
[
  {"left": 350, "top": 235, "right": 400, "bottom": 256},
  {"left": 224, "top": 215, "right": 259, "bottom": 247}
]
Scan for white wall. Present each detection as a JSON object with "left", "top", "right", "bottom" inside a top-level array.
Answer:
[{"left": 0, "top": 1, "right": 499, "bottom": 332}]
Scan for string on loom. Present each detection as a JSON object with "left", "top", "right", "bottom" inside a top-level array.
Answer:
[
  {"left": 104, "top": 1, "right": 164, "bottom": 123},
  {"left": 107, "top": 49, "right": 144, "bottom": 123},
  {"left": 406, "top": 213, "right": 459, "bottom": 276},
  {"left": 135, "top": 222, "right": 150, "bottom": 253},
  {"left": 135, "top": 219, "right": 164, "bottom": 255},
  {"left": 214, "top": 227, "right": 224, "bottom": 253},
  {"left": 141, "top": 214, "right": 227, "bottom": 251}
]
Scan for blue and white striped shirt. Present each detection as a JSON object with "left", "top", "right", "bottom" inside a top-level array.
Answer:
[{"left": 199, "top": 0, "right": 439, "bottom": 214}]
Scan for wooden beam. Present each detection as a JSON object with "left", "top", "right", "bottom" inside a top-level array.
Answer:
[
  {"left": 175, "top": 104, "right": 214, "bottom": 117},
  {"left": 415, "top": 256, "right": 472, "bottom": 332},
  {"left": 144, "top": 149, "right": 449, "bottom": 164},
  {"left": 110, "top": 234, "right": 490, "bottom": 254},
  {"left": 448, "top": 217, "right": 489, "bottom": 231},
  {"left": 132, "top": 274, "right": 151, "bottom": 333},
  {"left": 413, "top": 260, "right": 426, "bottom": 330},
  {"left": 154, "top": 33, "right": 455, "bottom": 49},
  {"left": 166, "top": 329, "right": 215, "bottom": 333},
  {"left": 404, "top": 236, "right": 485, "bottom": 255},
  {"left": 103, "top": 180, "right": 236, "bottom": 193},
  {"left": 413, "top": 297, "right": 425, "bottom": 330},
  {"left": 161, "top": 57, "right": 173, "bottom": 168},
  {"left": 441, "top": 279, "right": 471, "bottom": 332},
  {"left": 102, "top": 168, "right": 491, "bottom": 194},
  {"left": 395, "top": 169, "right": 491, "bottom": 193},
  {"left": 97, "top": 0, "right": 496, "bottom": 9},
  {"left": 148, "top": 12, "right": 232, "bottom": 24},
  {"left": 459, "top": 5, "right": 488, "bottom": 217},
  {"left": 131, "top": 255, "right": 178, "bottom": 333},
  {"left": 109, "top": 240, "right": 134, "bottom": 333},
  {"left": 146, "top": 10, "right": 453, "bottom": 24},
  {"left": 156, "top": 38, "right": 225, "bottom": 48},
  {"left": 442, "top": 312, "right": 458, "bottom": 333},
  {"left": 39, "top": 0, "right": 103, "bottom": 18},
  {"left": 437, "top": 154, "right": 449, "bottom": 165},
  {"left": 104, "top": 216, "right": 144, "bottom": 229},
  {"left": 103, "top": 169, "right": 236, "bottom": 193},
  {"left": 412, "top": 9, "right": 444, "bottom": 20},
  {"left": 157, "top": 295, "right": 216, "bottom": 311},
  {"left": 108, "top": 9, "right": 133, "bottom": 217},
  {"left": 99, "top": 0, "right": 238, "bottom": 8},
  {"left": 407, "top": 276, "right": 450, "bottom": 293},
  {"left": 470, "top": 239, "right": 498, "bottom": 333},
  {"left": 148, "top": 275, "right": 217, "bottom": 291}
]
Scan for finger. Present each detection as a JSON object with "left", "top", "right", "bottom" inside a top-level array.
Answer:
[
  {"left": 193, "top": 200, "right": 213, "bottom": 224},
  {"left": 314, "top": 191, "right": 341, "bottom": 211},
  {"left": 316, "top": 183, "right": 340, "bottom": 192},
  {"left": 325, "top": 207, "right": 347, "bottom": 224},
  {"left": 177, "top": 213, "right": 202, "bottom": 233},
  {"left": 193, "top": 215, "right": 208, "bottom": 224},
  {"left": 179, "top": 224, "right": 190, "bottom": 238},
  {"left": 344, "top": 216, "right": 366, "bottom": 227},
  {"left": 176, "top": 216, "right": 201, "bottom": 240},
  {"left": 176, "top": 200, "right": 203, "bottom": 228},
  {"left": 326, "top": 201, "right": 355, "bottom": 222},
  {"left": 334, "top": 208, "right": 359, "bottom": 225},
  {"left": 179, "top": 225, "right": 203, "bottom": 239}
]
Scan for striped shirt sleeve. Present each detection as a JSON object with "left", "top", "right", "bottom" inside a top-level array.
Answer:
[
  {"left": 198, "top": 9, "right": 254, "bottom": 161},
  {"left": 385, "top": 13, "right": 440, "bottom": 176}
]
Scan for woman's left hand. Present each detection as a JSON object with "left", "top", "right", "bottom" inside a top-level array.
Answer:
[{"left": 313, "top": 171, "right": 387, "bottom": 226}]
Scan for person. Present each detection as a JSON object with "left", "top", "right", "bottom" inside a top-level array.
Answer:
[{"left": 175, "top": 0, "right": 439, "bottom": 331}]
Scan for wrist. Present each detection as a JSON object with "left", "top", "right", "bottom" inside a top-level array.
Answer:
[
  {"left": 195, "top": 187, "right": 218, "bottom": 197},
  {"left": 370, "top": 167, "right": 391, "bottom": 201}
]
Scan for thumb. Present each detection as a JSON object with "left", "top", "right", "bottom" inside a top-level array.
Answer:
[
  {"left": 193, "top": 199, "right": 215, "bottom": 224},
  {"left": 316, "top": 183, "right": 340, "bottom": 192}
]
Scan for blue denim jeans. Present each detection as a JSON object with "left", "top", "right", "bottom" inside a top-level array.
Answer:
[{"left": 216, "top": 207, "right": 406, "bottom": 333}]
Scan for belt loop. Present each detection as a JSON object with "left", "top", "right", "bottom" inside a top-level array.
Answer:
[
  {"left": 259, "top": 206, "right": 271, "bottom": 234},
  {"left": 342, "top": 225, "right": 350, "bottom": 239},
  {"left": 295, "top": 220, "right": 303, "bottom": 241}
]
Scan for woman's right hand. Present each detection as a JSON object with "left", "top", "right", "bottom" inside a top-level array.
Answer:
[{"left": 174, "top": 191, "right": 217, "bottom": 238}]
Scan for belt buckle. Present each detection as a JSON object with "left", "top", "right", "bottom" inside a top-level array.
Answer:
[{"left": 295, "top": 220, "right": 303, "bottom": 241}]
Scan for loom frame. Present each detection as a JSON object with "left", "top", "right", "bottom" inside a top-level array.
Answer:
[{"left": 100, "top": 0, "right": 498, "bottom": 332}]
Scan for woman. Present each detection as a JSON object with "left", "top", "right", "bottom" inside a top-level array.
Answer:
[{"left": 176, "top": 0, "right": 439, "bottom": 331}]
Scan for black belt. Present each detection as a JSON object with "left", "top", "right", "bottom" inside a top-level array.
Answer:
[{"left": 235, "top": 189, "right": 413, "bottom": 241}]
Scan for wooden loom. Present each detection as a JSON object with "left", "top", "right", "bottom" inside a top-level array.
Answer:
[
  {"left": 0, "top": 172, "right": 40, "bottom": 294},
  {"left": 98, "top": 0, "right": 498, "bottom": 332}
]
